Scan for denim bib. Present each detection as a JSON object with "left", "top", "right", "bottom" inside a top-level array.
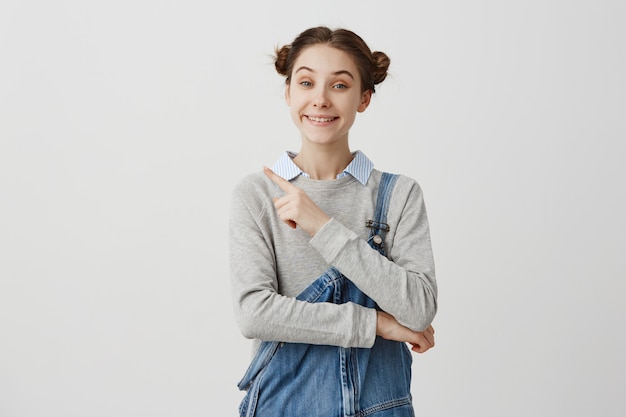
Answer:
[{"left": 238, "top": 173, "right": 414, "bottom": 417}]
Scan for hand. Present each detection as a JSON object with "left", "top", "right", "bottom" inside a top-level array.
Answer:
[
  {"left": 264, "top": 166, "right": 331, "bottom": 237},
  {"left": 376, "top": 311, "right": 435, "bottom": 353}
]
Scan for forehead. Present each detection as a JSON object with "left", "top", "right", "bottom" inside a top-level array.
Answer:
[{"left": 293, "top": 44, "right": 360, "bottom": 76}]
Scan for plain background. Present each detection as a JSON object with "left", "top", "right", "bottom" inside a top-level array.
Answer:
[{"left": 1, "top": 1, "right": 625, "bottom": 416}]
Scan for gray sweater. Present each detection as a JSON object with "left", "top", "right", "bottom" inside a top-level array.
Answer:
[{"left": 229, "top": 168, "right": 437, "bottom": 353}]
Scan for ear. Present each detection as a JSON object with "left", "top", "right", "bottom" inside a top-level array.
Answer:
[
  {"left": 284, "top": 83, "right": 291, "bottom": 105},
  {"left": 357, "top": 90, "right": 372, "bottom": 112}
]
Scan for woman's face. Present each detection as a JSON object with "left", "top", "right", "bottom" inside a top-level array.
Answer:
[{"left": 285, "top": 44, "right": 371, "bottom": 147}]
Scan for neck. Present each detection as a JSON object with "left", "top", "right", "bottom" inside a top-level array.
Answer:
[{"left": 293, "top": 141, "right": 353, "bottom": 180}]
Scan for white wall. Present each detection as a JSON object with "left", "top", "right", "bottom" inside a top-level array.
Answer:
[{"left": 1, "top": 1, "right": 624, "bottom": 416}]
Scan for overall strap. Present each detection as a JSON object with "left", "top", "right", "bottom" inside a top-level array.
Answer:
[{"left": 367, "top": 172, "right": 399, "bottom": 256}]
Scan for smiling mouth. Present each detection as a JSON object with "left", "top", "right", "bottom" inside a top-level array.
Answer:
[{"left": 306, "top": 115, "right": 338, "bottom": 123}]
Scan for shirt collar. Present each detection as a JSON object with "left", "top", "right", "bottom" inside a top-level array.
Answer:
[{"left": 271, "top": 150, "right": 373, "bottom": 185}]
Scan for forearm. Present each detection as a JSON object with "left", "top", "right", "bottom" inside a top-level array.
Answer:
[
  {"left": 230, "top": 186, "right": 378, "bottom": 348},
  {"left": 310, "top": 218, "right": 437, "bottom": 331},
  {"left": 232, "top": 288, "right": 377, "bottom": 348}
]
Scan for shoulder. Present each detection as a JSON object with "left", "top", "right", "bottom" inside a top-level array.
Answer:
[
  {"left": 230, "top": 171, "right": 277, "bottom": 219},
  {"left": 369, "top": 169, "right": 424, "bottom": 198},
  {"left": 369, "top": 169, "right": 428, "bottom": 226},
  {"left": 233, "top": 170, "right": 271, "bottom": 195},
  {"left": 369, "top": 170, "right": 431, "bottom": 241}
]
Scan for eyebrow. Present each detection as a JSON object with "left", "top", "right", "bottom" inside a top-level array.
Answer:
[{"left": 294, "top": 66, "right": 355, "bottom": 80}]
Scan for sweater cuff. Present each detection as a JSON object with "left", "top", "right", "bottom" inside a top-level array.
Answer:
[
  {"left": 309, "top": 217, "right": 357, "bottom": 265},
  {"left": 356, "top": 305, "right": 378, "bottom": 348}
]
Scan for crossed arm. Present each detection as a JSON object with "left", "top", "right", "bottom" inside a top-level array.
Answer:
[{"left": 263, "top": 166, "right": 435, "bottom": 353}]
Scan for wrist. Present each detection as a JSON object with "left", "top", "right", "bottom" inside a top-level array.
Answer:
[
  {"left": 375, "top": 310, "right": 387, "bottom": 336},
  {"left": 309, "top": 214, "right": 331, "bottom": 237}
]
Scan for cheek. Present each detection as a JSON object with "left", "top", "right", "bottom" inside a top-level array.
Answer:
[
  {"left": 346, "top": 98, "right": 364, "bottom": 113},
  {"left": 289, "top": 106, "right": 302, "bottom": 121}
]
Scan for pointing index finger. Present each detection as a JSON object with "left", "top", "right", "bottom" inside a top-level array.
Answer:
[{"left": 263, "top": 166, "right": 296, "bottom": 192}]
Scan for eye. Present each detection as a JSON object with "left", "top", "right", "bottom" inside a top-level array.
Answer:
[
  {"left": 300, "top": 80, "right": 313, "bottom": 87},
  {"left": 333, "top": 83, "right": 348, "bottom": 89}
]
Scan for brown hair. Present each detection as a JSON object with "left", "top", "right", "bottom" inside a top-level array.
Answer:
[{"left": 274, "top": 26, "right": 390, "bottom": 93}]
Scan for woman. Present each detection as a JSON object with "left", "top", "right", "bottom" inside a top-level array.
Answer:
[{"left": 230, "top": 26, "right": 437, "bottom": 417}]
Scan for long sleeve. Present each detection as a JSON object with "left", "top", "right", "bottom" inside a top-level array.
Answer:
[
  {"left": 308, "top": 177, "right": 437, "bottom": 332},
  {"left": 229, "top": 175, "right": 378, "bottom": 348}
]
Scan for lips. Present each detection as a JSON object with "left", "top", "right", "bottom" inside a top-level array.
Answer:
[{"left": 306, "top": 115, "right": 337, "bottom": 123}]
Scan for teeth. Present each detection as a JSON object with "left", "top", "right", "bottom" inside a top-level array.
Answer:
[{"left": 308, "top": 116, "right": 335, "bottom": 122}]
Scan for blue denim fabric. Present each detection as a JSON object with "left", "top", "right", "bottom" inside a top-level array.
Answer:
[{"left": 238, "top": 173, "right": 414, "bottom": 417}]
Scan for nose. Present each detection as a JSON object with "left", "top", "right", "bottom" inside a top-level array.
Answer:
[{"left": 313, "top": 86, "right": 329, "bottom": 108}]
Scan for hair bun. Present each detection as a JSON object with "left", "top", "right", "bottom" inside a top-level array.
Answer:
[
  {"left": 371, "top": 51, "right": 390, "bottom": 85},
  {"left": 274, "top": 45, "right": 291, "bottom": 77}
]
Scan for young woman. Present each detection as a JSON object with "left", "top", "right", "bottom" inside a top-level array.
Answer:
[{"left": 230, "top": 26, "right": 437, "bottom": 417}]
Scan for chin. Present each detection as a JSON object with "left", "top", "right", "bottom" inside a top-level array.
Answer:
[
  {"left": 301, "top": 130, "right": 346, "bottom": 144},
  {"left": 304, "top": 136, "right": 341, "bottom": 145}
]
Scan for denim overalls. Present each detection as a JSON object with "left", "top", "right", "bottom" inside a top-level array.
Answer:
[{"left": 238, "top": 173, "right": 415, "bottom": 417}]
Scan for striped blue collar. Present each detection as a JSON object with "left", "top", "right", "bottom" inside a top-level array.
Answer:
[{"left": 271, "top": 150, "right": 373, "bottom": 185}]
